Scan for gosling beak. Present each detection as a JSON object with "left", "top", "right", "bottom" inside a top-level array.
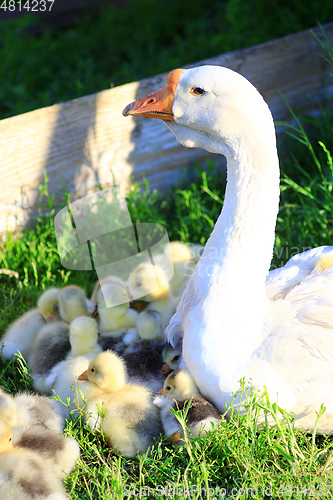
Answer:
[
  {"left": 156, "top": 387, "right": 164, "bottom": 396},
  {"left": 78, "top": 370, "right": 89, "bottom": 381},
  {"left": 160, "top": 362, "right": 171, "bottom": 375},
  {"left": 122, "top": 68, "right": 183, "bottom": 122},
  {"left": 46, "top": 316, "right": 54, "bottom": 323}
]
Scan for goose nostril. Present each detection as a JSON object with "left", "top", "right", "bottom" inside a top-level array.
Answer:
[{"left": 146, "top": 98, "right": 156, "bottom": 105}]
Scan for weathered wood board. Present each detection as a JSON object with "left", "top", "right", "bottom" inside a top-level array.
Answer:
[{"left": 1, "top": 23, "right": 333, "bottom": 234}]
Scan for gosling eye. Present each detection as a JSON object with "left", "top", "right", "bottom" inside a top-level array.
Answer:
[
  {"left": 190, "top": 87, "right": 205, "bottom": 96},
  {"left": 165, "top": 385, "right": 172, "bottom": 392},
  {"left": 134, "top": 282, "right": 142, "bottom": 288},
  {"left": 90, "top": 367, "right": 95, "bottom": 373},
  {"left": 53, "top": 304, "right": 59, "bottom": 312},
  {"left": 172, "top": 355, "right": 180, "bottom": 363}
]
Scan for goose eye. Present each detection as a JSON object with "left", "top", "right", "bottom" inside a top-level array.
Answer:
[
  {"left": 90, "top": 368, "right": 95, "bottom": 373},
  {"left": 165, "top": 385, "right": 171, "bottom": 392},
  {"left": 172, "top": 355, "right": 180, "bottom": 362},
  {"left": 53, "top": 304, "right": 59, "bottom": 312},
  {"left": 191, "top": 87, "right": 205, "bottom": 96},
  {"left": 135, "top": 282, "right": 142, "bottom": 288}
]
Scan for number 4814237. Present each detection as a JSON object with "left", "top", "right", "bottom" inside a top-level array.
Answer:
[{"left": 0, "top": 1, "right": 55, "bottom": 11}]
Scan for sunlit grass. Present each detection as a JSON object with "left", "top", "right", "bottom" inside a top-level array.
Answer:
[
  {"left": 1, "top": 14, "right": 333, "bottom": 500},
  {"left": 1, "top": 119, "right": 333, "bottom": 495}
]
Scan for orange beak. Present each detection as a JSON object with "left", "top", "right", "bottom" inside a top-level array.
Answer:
[
  {"left": 46, "top": 316, "right": 54, "bottom": 323},
  {"left": 161, "top": 363, "right": 171, "bottom": 375},
  {"left": 156, "top": 387, "right": 165, "bottom": 396},
  {"left": 122, "top": 68, "right": 183, "bottom": 122},
  {"left": 78, "top": 370, "right": 89, "bottom": 381}
]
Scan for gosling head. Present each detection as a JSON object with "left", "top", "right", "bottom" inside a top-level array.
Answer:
[
  {"left": 69, "top": 316, "right": 99, "bottom": 356},
  {"left": 97, "top": 283, "right": 130, "bottom": 315},
  {"left": 168, "top": 241, "right": 192, "bottom": 263},
  {"left": 128, "top": 263, "right": 170, "bottom": 302},
  {"left": 58, "top": 285, "right": 88, "bottom": 324},
  {"left": 159, "top": 369, "right": 199, "bottom": 400},
  {"left": 161, "top": 342, "right": 182, "bottom": 375},
  {"left": 37, "top": 288, "right": 60, "bottom": 323},
  {"left": 78, "top": 351, "right": 127, "bottom": 392}
]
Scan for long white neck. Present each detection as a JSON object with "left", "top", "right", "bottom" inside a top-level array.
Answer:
[{"left": 185, "top": 134, "right": 280, "bottom": 391}]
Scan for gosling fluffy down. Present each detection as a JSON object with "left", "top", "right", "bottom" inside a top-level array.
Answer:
[
  {"left": 1, "top": 288, "right": 60, "bottom": 360},
  {"left": 0, "top": 390, "right": 79, "bottom": 479},
  {"left": 128, "top": 263, "right": 180, "bottom": 332},
  {"left": 165, "top": 241, "right": 203, "bottom": 296},
  {"left": 97, "top": 283, "right": 138, "bottom": 333},
  {"left": 121, "top": 339, "right": 165, "bottom": 393},
  {"left": 161, "top": 341, "right": 182, "bottom": 375},
  {"left": 0, "top": 388, "right": 64, "bottom": 433},
  {"left": 90, "top": 275, "right": 128, "bottom": 307},
  {"left": 0, "top": 446, "right": 68, "bottom": 500},
  {"left": 78, "top": 350, "right": 162, "bottom": 458},
  {"left": 14, "top": 424, "right": 79, "bottom": 479},
  {"left": 67, "top": 316, "right": 101, "bottom": 358},
  {"left": 154, "top": 369, "right": 221, "bottom": 443},
  {"left": 46, "top": 317, "right": 102, "bottom": 420},
  {"left": 29, "top": 321, "right": 71, "bottom": 392},
  {"left": 29, "top": 286, "right": 90, "bottom": 389}
]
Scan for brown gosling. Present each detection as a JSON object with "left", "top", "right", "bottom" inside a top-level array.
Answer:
[{"left": 154, "top": 369, "right": 221, "bottom": 444}]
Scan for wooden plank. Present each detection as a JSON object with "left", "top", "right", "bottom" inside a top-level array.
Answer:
[{"left": 1, "top": 23, "right": 333, "bottom": 234}]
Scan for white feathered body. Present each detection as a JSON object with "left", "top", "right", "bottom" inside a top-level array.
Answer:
[{"left": 159, "top": 66, "right": 333, "bottom": 433}]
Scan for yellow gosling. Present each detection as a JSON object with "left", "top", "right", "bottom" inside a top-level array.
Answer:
[
  {"left": 78, "top": 350, "right": 162, "bottom": 458},
  {"left": 97, "top": 283, "right": 138, "bottom": 333},
  {"left": 29, "top": 285, "right": 91, "bottom": 387},
  {"left": 161, "top": 341, "right": 182, "bottom": 375},
  {"left": 1, "top": 288, "right": 61, "bottom": 360},
  {"left": 154, "top": 369, "right": 221, "bottom": 444},
  {"left": 128, "top": 263, "right": 180, "bottom": 334},
  {"left": 58, "top": 285, "right": 89, "bottom": 324},
  {"left": 37, "top": 288, "right": 61, "bottom": 323},
  {"left": 68, "top": 316, "right": 102, "bottom": 357},
  {"left": 0, "top": 423, "right": 67, "bottom": 500},
  {"left": 90, "top": 275, "right": 127, "bottom": 306}
]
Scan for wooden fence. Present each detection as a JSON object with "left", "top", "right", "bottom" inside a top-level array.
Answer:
[{"left": 1, "top": 22, "right": 333, "bottom": 234}]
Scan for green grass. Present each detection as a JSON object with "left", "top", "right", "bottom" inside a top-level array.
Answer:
[
  {"left": 1, "top": 115, "right": 333, "bottom": 497},
  {"left": 0, "top": 0, "right": 332, "bottom": 119},
  {"left": 1, "top": 85, "right": 333, "bottom": 495},
  {"left": 1, "top": 6, "right": 333, "bottom": 499}
]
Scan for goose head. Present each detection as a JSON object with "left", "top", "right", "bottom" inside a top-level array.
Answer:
[
  {"left": 159, "top": 369, "right": 199, "bottom": 400},
  {"left": 123, "top": 65, "right": 275, "bottom": 159},
  {"left": 78, "top": 351, "right": 127, "bottom": 392},
  {"left": 37, "top": 288, "right": 60, "bottom": 323}
]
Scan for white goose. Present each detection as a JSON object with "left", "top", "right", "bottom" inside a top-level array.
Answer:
[{"left": 123, "top": 65, "right": 333, "bottom": 433}]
